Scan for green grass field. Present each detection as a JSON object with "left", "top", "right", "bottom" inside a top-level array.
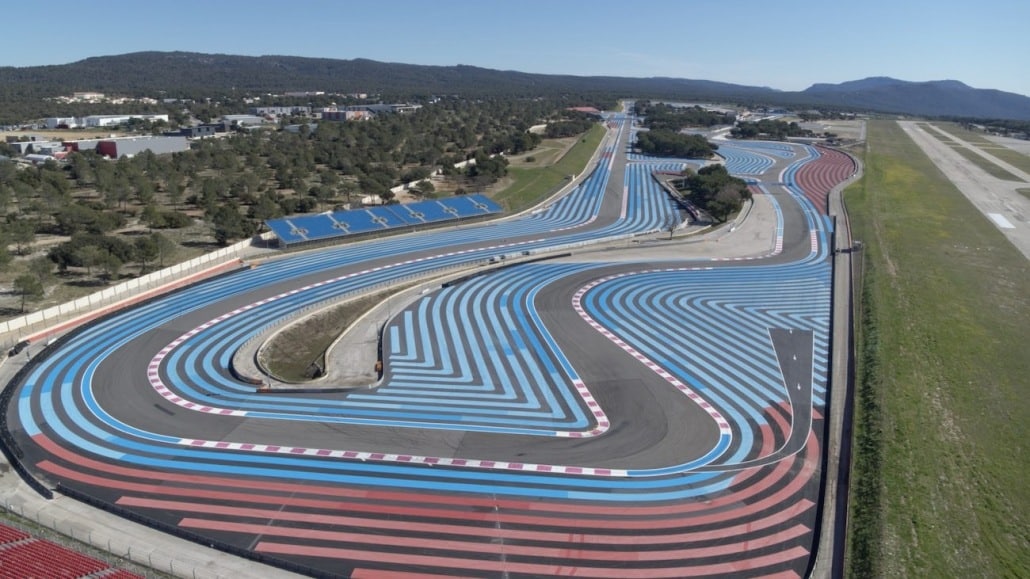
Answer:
[
  {"left": 844, "top": 120, "right": 1029, "bottom": 577},
  {"left": 931, "top": 123, "right": 1030, "bottom": 175},
  {"left": 492, "top": 124, "right": 606, "bottom": 213},
  {"left": 931, "top": 122, "right": 994, "bottom": 144},
  {"left": 946, "top": 144, "right": 1023, "bottom": 181}
]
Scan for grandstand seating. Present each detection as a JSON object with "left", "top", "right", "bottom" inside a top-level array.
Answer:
[
  {"left": 266, "top": 194, "right": 502, "bottom": 247},
  {"left": 366, "top": 206, "right": 412, "bottom": 228},
  {"left": 0, "top": 524, "right": 29, "bottom": 544},
  {"left": 0, "top": 523, "right": 142, "bottom": 578}
]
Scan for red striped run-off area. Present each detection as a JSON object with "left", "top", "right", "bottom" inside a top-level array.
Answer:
[
  {"left": 31, "top": 392, "right": 822, "bottom": 578},
  {"left": 794, "top": 146, "right": 856, "bottom": 214}
]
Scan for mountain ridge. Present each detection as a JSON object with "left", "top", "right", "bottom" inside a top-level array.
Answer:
[{"left": 2, "top": 52, "right": 1029, "bottom": 120}]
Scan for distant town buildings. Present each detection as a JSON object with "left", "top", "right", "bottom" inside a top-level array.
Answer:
[
  {"left": 222, "top": 114, "right": 267, "bottom": 127},
  {"left": 5, "top": 133, "right": 190, "bottom": 162},
  {"left": 71, "top": 92, "right": 105, "bottom": 102},
  {"left": 166, "top": 124, "right": 222, "bottom": 138},
  {"left": 250, "top": 106, "right": 312, "bottom": 117},
  {"left": 319, "top": 103, "right": 421, "bottom": 122},
  {"left": 320, "top": 110, "right": 371, "bottom": 122},
  {"left": 50, "top": 92, "right": 158, "bottom": 105},
  {"left": 45, "top": 114, "right": 169, "bottom": 129}
]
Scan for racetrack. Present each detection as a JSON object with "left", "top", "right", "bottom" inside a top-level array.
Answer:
[{"left": 3, "top": 115, "right": 851, "bottom": 577}]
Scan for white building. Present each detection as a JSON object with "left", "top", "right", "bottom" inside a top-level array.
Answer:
[
  {"left": 222, "top": 114, "right": 266, "bottom": 127},
  {"left": 45, "top": 117, "right": 80, "bottom": 129},
  {"left": 82, "top": 114, "right": 169, "bottom": 127}
]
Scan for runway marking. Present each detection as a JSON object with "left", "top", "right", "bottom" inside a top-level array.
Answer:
[{"left": 988, "top": 212, "right": 1015, "bottom": 229}]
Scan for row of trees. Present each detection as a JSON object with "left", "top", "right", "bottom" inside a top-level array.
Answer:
[
  {"left": 1, "top": 96, "right": 603, "bottom": 318},
  {"left": 544, "top": 111, "right": 598, "bottom": 138},
  {"left": 635, "top": 130, "right": 718, "bottom": 158},
  {"left": 2, "top": 96, "right": 599, "bottom": 250},
  {"left": 731, "top": 119, "right": 812, "bottom": 140},
  {"left": 635, "top": 101, "right": 736, "bottom": 130},
  {"left": 0, "top": 227, "right": 176, "bottom": 311}
]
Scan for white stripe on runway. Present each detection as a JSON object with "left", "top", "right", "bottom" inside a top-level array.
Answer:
[{"left": 988, "top": 213, "right": 1015, "bottom": 229}]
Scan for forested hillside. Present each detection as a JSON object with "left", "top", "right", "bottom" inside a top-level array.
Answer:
[{"left": 3, "top": 52, "right": 1030, "bottom": 120}]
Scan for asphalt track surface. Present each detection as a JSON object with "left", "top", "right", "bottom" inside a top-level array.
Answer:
[{"left": 4, "top": 114, "right": 856, "bottom": 577}]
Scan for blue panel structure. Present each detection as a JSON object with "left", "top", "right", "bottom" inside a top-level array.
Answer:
[{"left": 266, "top": 194, "right": 503, "bottom": 247}]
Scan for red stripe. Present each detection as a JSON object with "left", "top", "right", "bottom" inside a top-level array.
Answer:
[
  {"left": 256, "top": 541, "right": 810, "bottom": 578},
  {"left": 31, "top": 432, "right": 815, "bottom": 522},
  {"left": 351, "top": 570, "right": 456, "bottom": 579},
  {"left": 184, "top": 518, "right": 810, "bottom": 561},
  {"left": 39, "top": 435, "right": 817, "bottom": 532},
  {"left": 116, "top": 495, "right": 814, "bottom": 546}
]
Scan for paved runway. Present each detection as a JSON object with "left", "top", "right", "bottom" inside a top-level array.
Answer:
[{"left": 2, "top": 112, "right": 854, "bottom": 577}]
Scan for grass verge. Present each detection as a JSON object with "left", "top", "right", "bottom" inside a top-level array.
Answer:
[
  {"left": 844, "top": 120, "right": 1029, "bottom": 577},
  {"left": 492, "top": 124, "right": 606, "bottom": 213},
  {"left": 1017, "top": 188, "right": 1030, "bottom": 200},
  {"left": 931, "top": 123, "right": 1030, "bottom": 175},
  {"left": 946, "top": 144, "right": 1023, "bottom": 181},
  {"left": 261, "top": 287, "right": 407, "bottom": 381}
]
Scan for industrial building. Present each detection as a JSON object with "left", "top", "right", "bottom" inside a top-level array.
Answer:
[
  {"left": 82, "top": 114, "right": 169, "bottom": 128},
  {"left": 343, "top": 103, "right": 422, "bottom": 115},
  {"left": 251, "top": 105, "right": 311, "bottom": 116},
  {"left": 96, "top": 136, "right": 189, "bottom": 159},
  {"left": 44, "top": 114, "right": 170, "bottom": 129},
  {"left": 166, "top": 124, "right": 221, "bottom": 138},
  {"left": 320, "top": 110, "right": 371, "bottom": 122},
  {"left": 7, "top": 140, "right": 63, "bottom": 155},
  {"left": 221, "top": 114, "right": 266, "bottom": 127},
  {"left": 62, "top": 139, "right": 103, "bottom": 153},
  {"left": 45, "top": 117, "right": 79, "bottom": 129}
]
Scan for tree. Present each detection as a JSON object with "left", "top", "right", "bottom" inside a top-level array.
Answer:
[
  {"left": 75, "top": 245, "right": 106, "bottom": 275},
  {"left": 635, "top": 130, "right": 716, "bottom": 158},
  {"left": 248, "top": 192, "right": 283, "bottom": 221},
  {"left": 308, "top": 184, "right": 335, "bottom": 211},
  {"left": 97, "top": 252, "right": 123, "bottom": 282},
  {"left": 0, "top": 183, "right": 11, "bottom": 213},
  {"left": 105, "top": 177, "right": 132, "bottom": 210},
  {"left": 411, "top": 179, "right": 435, "bottom": 198},
  {"left": 9, "top": 219, "right": 36, "bottom": 255},
  {"left": 55, "top": 203, "right": 124, "bottom": 235},
  {"left": 27, "top": 256, "right": 53, "bottom": 285},
  {"left": 319, "top": 168, "right": 340, "bottom": 190},
  {"left": 0, "top": 244, "right": 11, "bottom": 272},
  {"left": 210, "top": 202, "right": 253, "bottom": 245},
  {"left": 134, "top": 175, "right": 156, "bottom": 206},
  {"left": 151, "top": 232, "right": 176, "bottom": 268},
  {"left": 165, "top": 172, "right": 184, "bottom": 209},
  {"left": 134, "top": 235, "right": 160, "bottom": 273},
  {"left": 676, "top": 164, "right": 751, "bottom": 223},
  {"left": 13, "top": 274, "right": 44, "bottom": 312},
  {"left": 338, "top": 180, "right": 358, "bottom": 206}
]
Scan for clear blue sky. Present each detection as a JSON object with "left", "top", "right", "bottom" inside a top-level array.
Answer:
[{"left": 4, "top": 0, "right": 1028, "bottom": 96}]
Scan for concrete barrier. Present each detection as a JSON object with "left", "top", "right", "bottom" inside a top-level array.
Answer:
[{"left": 1, "top": 237, "right": 256, "bottom": 350}]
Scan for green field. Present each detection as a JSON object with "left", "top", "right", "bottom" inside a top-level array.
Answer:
[
  {"left": 492, "top": 124, "right": 606, "bottom": 213},
  {"left": 931, "top": 123, "right": 1030, "bottom": 175},
  {"left": 931, "top": 122, "right": 995, "bottom": 144},
  {"left": 946, "top": 143, "right": 1023, "bottom": 181},
  {"left": 844, "top": 120, "right": 1030, "bottom": 577}
]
